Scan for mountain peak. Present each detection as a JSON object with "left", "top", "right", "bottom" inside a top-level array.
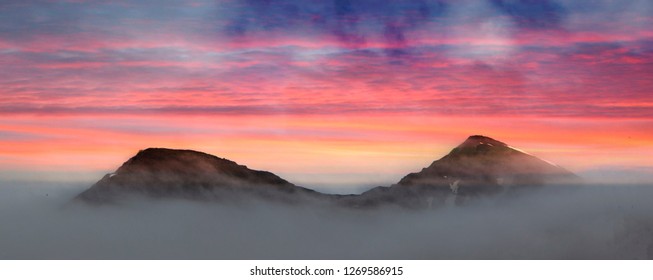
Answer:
[
  {"left": 76, "top": 147, "right": 316, "bottom": 204},
  {"left": 395, "top": 135, "right": 579, "bottom": 196},
  {"left": 458, "top": 135, "right": 508, "bottom": 148},
  {"left": 131, "top": 147, "right": 234, "bottom": 163},
  {"left": 442, "top": 135, "right": 513, "bottom": 159}
]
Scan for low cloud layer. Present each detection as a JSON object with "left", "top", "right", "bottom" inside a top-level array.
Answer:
[{"left": 1, "top": 181, "right": 652, "bottom": 259}]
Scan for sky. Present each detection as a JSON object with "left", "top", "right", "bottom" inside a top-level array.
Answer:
[{"left": 0, "top": 0, "right": 652, "bottom": 189}]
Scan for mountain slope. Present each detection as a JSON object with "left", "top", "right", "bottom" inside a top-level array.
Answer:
[
  {"left": 352, "top": 135, "right": 579, "bottom": 208},
  {"left": 76, "top": 148, "right": 324, "bottom": 203},
  {"left": 399, "top": 135, "right": 577, "bottom": 188}
]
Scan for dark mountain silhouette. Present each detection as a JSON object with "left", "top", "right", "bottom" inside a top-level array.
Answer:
[
  {"left": 352, "top": 135, "right": 580, "bottom": 208},
  {"left": 76, "top": 148, "right": 326, "bottom": 204},
  {"left": 399, "top": 135, "right": 577, "bottom": 187},
  {"left": 76, "top": 136, "right": 579, "bottom": 207}
]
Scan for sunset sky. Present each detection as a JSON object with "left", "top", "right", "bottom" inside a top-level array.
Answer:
[{"left": 1, "top": 0, "right": 652, "bottom": 189}]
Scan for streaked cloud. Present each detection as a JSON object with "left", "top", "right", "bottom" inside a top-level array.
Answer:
[{"left": 0, "top": 0, "right": 651, "bottom": 184}]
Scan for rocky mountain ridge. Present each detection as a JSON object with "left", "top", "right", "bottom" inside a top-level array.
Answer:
[{"left": 76, "top": 135, "right": 580, "bottom": 208}]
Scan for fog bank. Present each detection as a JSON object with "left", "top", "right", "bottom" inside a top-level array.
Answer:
[{"left": 0, "top": 181, "right": 652, "bottom": 259}]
